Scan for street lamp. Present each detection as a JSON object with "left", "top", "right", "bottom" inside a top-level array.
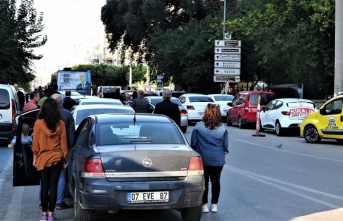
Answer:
[{"left": 221, "top": 0, "right": 231, "bottom": 40}]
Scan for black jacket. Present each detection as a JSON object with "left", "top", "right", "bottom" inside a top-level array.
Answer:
[
  {"left": 63, "top": 97, "right": 77, "bottom": 111},
  {"left": 154, "top": 99, "right": 181, "bottom": 126}
]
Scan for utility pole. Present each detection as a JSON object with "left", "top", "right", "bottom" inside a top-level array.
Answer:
[{"left": 334, "top": 0, "right": 343, "bottom": 96}]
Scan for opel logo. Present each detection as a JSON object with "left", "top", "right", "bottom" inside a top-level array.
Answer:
[{"left": 142, "top": 158, "right": 153, "bottom": 167}]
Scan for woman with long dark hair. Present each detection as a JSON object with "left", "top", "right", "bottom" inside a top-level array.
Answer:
[
  {"left": 191, "top": 103, "right": 229, "bottom": 213},
  {"left": 32, "top": 98, "right": 68, "bottom": 221}
]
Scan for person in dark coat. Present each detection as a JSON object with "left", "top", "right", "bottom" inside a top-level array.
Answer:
[
  {"left": 154, "top": 89, "right": 181, "bottom": 127},
  {"left": 13, "top": 83, "right": 25, "bottom": 111},
  {"left": 63, "top": 90, "right": 77, "bottom": 111},
  {"left": 132, "top": 90, "right": 150, "bottom": 113}
]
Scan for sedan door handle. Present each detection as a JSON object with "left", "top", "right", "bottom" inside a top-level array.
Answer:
[{"left": 341, "top": 115, "right": 343, "bottom": 122}]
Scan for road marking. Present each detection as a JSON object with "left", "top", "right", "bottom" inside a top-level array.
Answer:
[
  {"left": 225, "top": 165, "right": 343, "bottom": 209},
  {"left": 236, "top": 139, "right": 343, "bottom": 163},
  {"left": 4, "top": 187, "right": 24, "bottom": 220}
]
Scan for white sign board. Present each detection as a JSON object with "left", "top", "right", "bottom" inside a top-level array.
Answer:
[
  {"left": 215, "top": 47, "right": 241, "bottom": 54},
  {"left": 214, "top": 54, "right": 241, "bottom": 61},
  {"left": 214, "top": 68, "right": 241, "bottom": 75},
  {"left": 214, "top": 61, "right": 241, "bottom": 68},
  {"left": 215, "top": 40, "right": 241, "bottom": 47},
  {"left": 213, "top": 75, "right": 240, "bottom": 82}
]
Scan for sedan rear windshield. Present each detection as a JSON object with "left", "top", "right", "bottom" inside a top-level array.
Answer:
[
  {"left": 189, "top": 96, "right": 214, "bottom": 102},
  {"left": 96, "top": 122, "right": 185, "bottom": 145}
]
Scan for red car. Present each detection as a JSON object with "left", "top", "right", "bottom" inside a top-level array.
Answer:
[{"left": 227, "top": 91, "right": 276, "bottom": 128}]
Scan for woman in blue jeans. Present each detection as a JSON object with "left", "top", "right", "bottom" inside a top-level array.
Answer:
[{"left": 191, "top": 103, "right": 229, "bottom": 213}]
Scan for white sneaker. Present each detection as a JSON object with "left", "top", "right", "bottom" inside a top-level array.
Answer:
[
  {"left": 210, "top": 204, "right": 218, "bottom": 213},
  {"left": 202, "top": 204, "right": 209, "bottom": 213}
]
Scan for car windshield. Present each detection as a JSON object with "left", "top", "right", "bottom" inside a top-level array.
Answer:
[
  {"left": 96, "top": 122, "right": 185, "bottom": 145},
  {"left": 249, "top": 94, "right": 276, "bottom": 105},
  {"left": 76, "top": 109, "right": 134, "bottom": 125},
  {"left": 213, "top": 95, "right": 234, "bottom": 101},
  {"left": 189, "top": 96, "right": 214, "bottom": 102}
]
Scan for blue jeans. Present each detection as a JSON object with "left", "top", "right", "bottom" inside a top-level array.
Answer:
[{"left": 56, "top": 168, "right": 66, "bottom": 204}]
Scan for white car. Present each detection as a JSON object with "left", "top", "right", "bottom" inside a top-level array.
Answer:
[
  {"left": 179, "top": 94, "right": 214, "bottom": 125},
  {"left": 71, "top": 104, "right": 134, "bottom": 130},
  {"left": 78, "top": 97, "right": 123, "bottom": 106},
  {"left": 207, "top": 94, "right": 234, "bottom": 121},
  {"left": 259, "top": 98, "right": 316, "bottom": 136}
]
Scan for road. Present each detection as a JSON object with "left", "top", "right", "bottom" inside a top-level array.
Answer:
[{"left": 1, "top": 126, "right": 343, "bottom": 221}]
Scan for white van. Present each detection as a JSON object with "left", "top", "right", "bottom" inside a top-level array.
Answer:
[{"left": 0, "top": 84, "right": 21, "bottom": 140}]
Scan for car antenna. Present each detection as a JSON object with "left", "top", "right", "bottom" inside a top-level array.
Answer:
[{"left": 133, "top": 112, "right": 136, "bottom": 125}]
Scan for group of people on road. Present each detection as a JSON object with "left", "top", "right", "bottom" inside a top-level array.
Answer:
[
  {"left": 15, "top": 83, "right": 229, "bottom": 219},
  {"left": 27, "top": 90, "right": 75, "bottom": 221},
  {"left": 132, "top": 89, "right": 229, "bottom": 213}
]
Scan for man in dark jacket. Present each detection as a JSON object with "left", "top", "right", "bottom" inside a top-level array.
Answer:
[
  {"left": 51, "top": 93, "right": 75, "bottom": 210},
  {"left": 132, "top": 90, "right": 150, "bottom": 113},
  {"left": 63, "top": 90, "right": 77, "bottom": 111},
  {"left": 13, "top": 83, "right": 25, "bottom": 111},
  {"left": 154, "top": 89, "right": 181, "bottom": 127}
]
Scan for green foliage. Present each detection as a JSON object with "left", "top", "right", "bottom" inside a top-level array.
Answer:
[
  {"left": 72, "top": 63, "right": 147, "bottom": 87},
  {"left": 0, "top": 0, "right": 47, "bottom": 87},
  {"left": 101, "top": 0, "right": 222, "bottom": 63}
]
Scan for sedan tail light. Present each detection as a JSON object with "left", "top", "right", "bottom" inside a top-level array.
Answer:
[
  {"left": 82, "top": 158, "right": 105, "bottom": 178},
  {"left": 180, "top": 109, "right": 188, "bottom": 116},
  {"left": 186, "top": 105, "right": 195, "bottom": 110},
  {"left": 281, "top": 111, "right": 290, "bottom": 116},
  {"left": 188, "top": 156, "right": 203, "bottom": 175}
]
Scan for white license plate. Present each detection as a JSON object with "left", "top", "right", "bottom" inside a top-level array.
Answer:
[{"left": 127, "top": 191, "right": 169, "bottom": 203}]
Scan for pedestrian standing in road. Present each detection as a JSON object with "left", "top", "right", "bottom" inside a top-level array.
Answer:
[
  {"left": 51, "top": 93, "right": 75, "bottom": 210},
  {"left": 132, "top": 90, "right": 150, "bottom": 113},
  {"left": 190, "top": 103, "right": 229, "bottom": 213},
  {"left": 154, "top": 89, "right": 181, "bottom": 127},
  {"left": 23, "top": 91, "right": 40, "bottom": 112},
  {"left": 32, "top": 98, "right": 68, "bottom": 221},
  {"left": 13, "top": 83, "right": 25, "bottom": 111},
  {"left": 62, "top": 90, "right": 77, "bottom": 111}
]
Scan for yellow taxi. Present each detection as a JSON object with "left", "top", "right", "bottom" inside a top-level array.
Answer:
[{"left": 300, "top": 95, "right": 343, "bottom": 143}]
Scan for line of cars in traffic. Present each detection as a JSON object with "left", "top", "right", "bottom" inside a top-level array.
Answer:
[{"left": 8, "top": 85, "right": 343, "bottom": 221}]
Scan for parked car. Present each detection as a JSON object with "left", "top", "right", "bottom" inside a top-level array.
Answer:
[
  {"left": 67, "top": 114, "right": 204, "bottom": 221},
  {"left": 0, "top": 84, "right": 21, "bottom": 140},
  {"left": 300, "top": 94, "right": 343, "bottom": 143},
  {"left": 207, "top": 94, "right": 234, "bottom": 121},
  {"left": 78, "top": 97, "right": 123, "bottom": 106},
  {"left": 145, "top": 96, "right": 188, "bottom": 133},
  {"left": 179, "top": 94, "right": 214, "bottom": 125},
  {"left": 260, "top": 98, "right": 316, "bottom": 136},
  {"left": 71, "top": 104, "right": 134, "bottom": 130},
  {"left": 227, "top": 90, "right": 276, "bottom": 128}
]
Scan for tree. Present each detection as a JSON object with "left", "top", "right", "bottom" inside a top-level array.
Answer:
[
  {"left": 0, "top": 0, "right": 47, "bottom": 88},
  {"left": 101, "top": 0, "right": 222, "bottom": 63}
]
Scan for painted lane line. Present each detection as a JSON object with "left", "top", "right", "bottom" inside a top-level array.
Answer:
[{"left": 236, "top": 139, "right": 343, "bottom": 163}]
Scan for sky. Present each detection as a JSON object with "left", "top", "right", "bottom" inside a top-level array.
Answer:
[{"left": 32, "top": 0, "right": 106, "bottom": 86}]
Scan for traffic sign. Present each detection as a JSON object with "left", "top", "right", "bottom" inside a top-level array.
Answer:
[
  {"left": 214, "top": 68, "right": 241, "bottom": 75},
  {"left": 213, "top": 75, "right": 240, "bottom": 82},
  {"left": 215, "top": 47, "right": 241, "bottom": 54},
  {"left": 214, "top": 61, "right": 241, "bottom": 68},
  {"left": 215, "top": 40, "right": 241, "bottom": 47},
  {"left": 214, "top": 54, "right": 241, "bottom": 61}
]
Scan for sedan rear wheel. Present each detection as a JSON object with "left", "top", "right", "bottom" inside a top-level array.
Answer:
[
  {"left": 238, "top": 117, "right": 244, "bottom": 129},
  {"left": 74, "top": 186, "right": 92, "bottom": 221},
  {"left": 227, "top": 115, "right": 232, "bottom": 126},
  {"left": 304, "top": 125, "right": 321, "bottom": 143},
  {"left": 180, "top": 205, "right": 202, "bottom": 221},
  {"left": 275, "top": 121, "right": 283, "bottom": 136}
]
